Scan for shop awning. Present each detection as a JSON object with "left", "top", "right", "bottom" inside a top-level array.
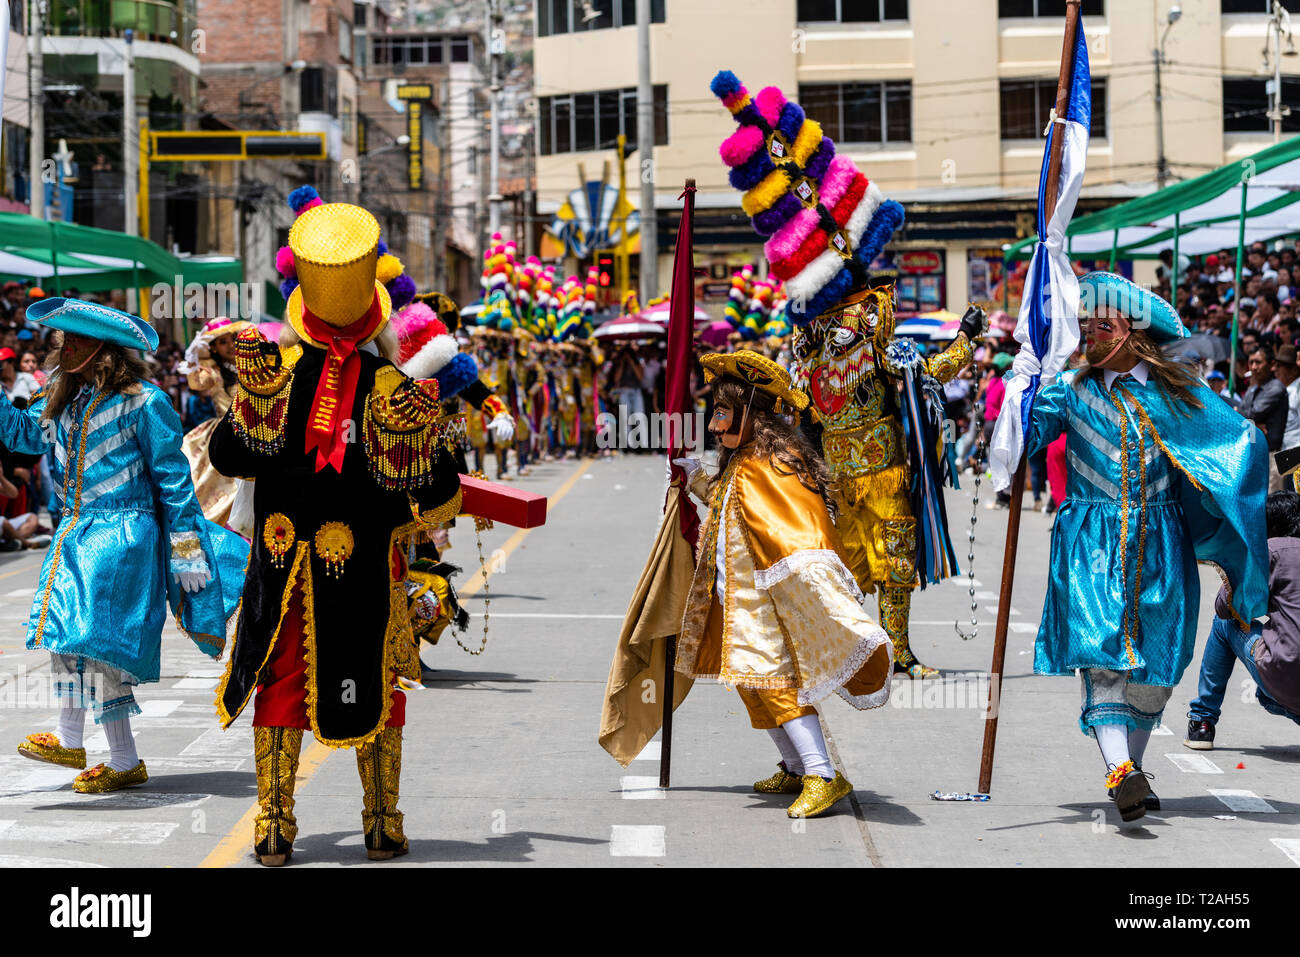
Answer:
[
  {"left": 1005, "top": 136, "right": 1300, "bottom": 262},
  {"left": 0, "top": 213, "right": 243, "bottom": 292}
]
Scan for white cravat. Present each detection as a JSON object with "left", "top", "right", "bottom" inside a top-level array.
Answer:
[{"left": 1103, "top": 360, "right": 1149, "bottom": 392}]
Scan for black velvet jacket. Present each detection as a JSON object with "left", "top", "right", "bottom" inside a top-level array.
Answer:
[{"left": 210, "top": 340, "right": 461, "bottom": 746}]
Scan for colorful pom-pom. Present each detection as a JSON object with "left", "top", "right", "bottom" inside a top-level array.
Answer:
[
  {"left": 377, "top": 239, "right": 388, "bottom": 257},
  {"left": 376, "top": 253, "right": 404, "bottom": 285},
  {"left": 274, "top": 245, "right": 296, "bottom": 279},
  {"left": 710, "top": 70, "right": 743, "bottom": 100},
  {"left": 287, "top": 185, "right": 321, "bottom": 215},
  {"left": 280, "top": 277, "right": 299, "bottom": 300},
  {"left": 387, "top": 273, "right": 416, "bottom": 309}
]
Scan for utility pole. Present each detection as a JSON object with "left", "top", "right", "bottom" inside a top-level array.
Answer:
[
  {"left": 123, "top": 29, "right": 137, "bottom": 237},
  {"left": 487, "top": 0, "right": 504, "bottom": 237},
  {"left": 636, "top": 0, "right": 657, "bottom": 304},
  {"left": 29, "top": 0, "right": 45, "bottom": 219},
  {"left": 523, "top": 125, "right": 535, "bottom": 259},
  {"left": 1266, "top": 1, "right": 1296, "bottom": 145},
  {"left": 1153, "top": 5, "right": 1180, "bottom": 190}
]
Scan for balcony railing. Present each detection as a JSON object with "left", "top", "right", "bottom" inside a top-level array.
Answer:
[{"left": 46, "top": 0, "right": 195, "bottom": 49}]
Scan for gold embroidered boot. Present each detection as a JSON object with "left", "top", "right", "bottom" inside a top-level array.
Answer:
[
  {"left": 880, "top": 584, "right": 938, "bottom": 679},
  {"left": 253, "top": 726, "right": 303, "bottom": 867},
  {"left": 357, "top": 725, "right": 409, "bottom": 861}
]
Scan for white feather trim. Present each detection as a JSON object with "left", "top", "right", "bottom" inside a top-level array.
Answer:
[{"left": 400, "top": 333, "right": 459, "bottom": 379}]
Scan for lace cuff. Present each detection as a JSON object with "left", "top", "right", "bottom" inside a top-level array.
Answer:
[
  {"left": 753, "top": 549, "right": 864, "bottom": 600},
  {"left": 170, "top": 531, "right": 210, "bottom": 575}
]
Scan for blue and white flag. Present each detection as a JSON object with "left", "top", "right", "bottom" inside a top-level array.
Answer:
[{"left": 989, "top": 21, "right": 1090, "bottom": 491}]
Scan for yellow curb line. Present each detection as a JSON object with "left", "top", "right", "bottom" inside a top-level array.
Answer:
[{"left": 198, "top": 458, "right": 594, "bottom": 867}]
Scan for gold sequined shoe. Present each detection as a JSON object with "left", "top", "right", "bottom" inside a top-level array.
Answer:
[
  {"left": 754, "top": 763, "right": 804, "bottom": 794},
  {"left": 894, "top": 659, "right": 940, "bottom": 680},
  {"left": 787, "top": 772, "right": 853, "bottom": 819},
  {"left": 73, "top": 761, "right": 148, "bottom": 793},
  {"left": 357, "top": 725, "right": 409, "bottom": 861},
  {"left": 253, "top": 727, "right": 303, "bottom": 867},
  {"left": 17, "top": 732, "right": 86, "bottom": 770}
]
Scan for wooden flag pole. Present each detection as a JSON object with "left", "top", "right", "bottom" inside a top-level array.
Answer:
[{"left": 978, "top": 0, "right": 1081, "bottom": 796}]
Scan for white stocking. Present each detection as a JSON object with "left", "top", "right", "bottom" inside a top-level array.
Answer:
[
  {"left": 1128, "top": 728, "right": 1152, "bottom": 768},
  {"left": 1094, "top": 723, "right": 1131, "bottom": 770},
  {"left": 103, "top": 714, "right": 139, "bottom": 772},
  {"left": 780, "top": 714, "right": 834, "bottom": 779},
  {"left": 766, "top": 727, "right": 803, "bottom": 775},
  {"left": 56, "top": 707, "right": 85, "bottom": 750}
]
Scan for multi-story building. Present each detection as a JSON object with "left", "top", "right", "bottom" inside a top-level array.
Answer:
[
  {"left": 1, "top": 0, "right": 30, "bottom": 211},
  {"left": 534, "top": 0, "right": 1300, "bottom": 312},
  {"left": 196, "top": 0, "right": 363, "bottom": 303}
]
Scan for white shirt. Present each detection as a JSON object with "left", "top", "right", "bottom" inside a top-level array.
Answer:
[
  {"left": 715, "top": 481, "right": 733, "bottom": 599},
  {"left": 1102, "top": 361, "right": 1150, "bottom": 392},
  {"left": 1283, "top": 376, "right": 1300, "bottom": 451}
]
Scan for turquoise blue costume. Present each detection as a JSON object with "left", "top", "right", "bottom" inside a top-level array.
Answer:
[
  {"left": 0, "top": 299, "right": 247, "bottom": 714},
  {"left": 1027, "top": 273, "right": 1269, "bottom": 735}
]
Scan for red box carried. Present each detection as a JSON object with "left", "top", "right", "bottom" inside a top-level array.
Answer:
[{"left": 458, "top": 474, "right": 548, "bottom": 528}]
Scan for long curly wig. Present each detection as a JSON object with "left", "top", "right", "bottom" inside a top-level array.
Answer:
[
  {"left": 707, "top": 376, "right": 836, "bottom": 517},
  {"left": 40, "top": 331, "right": 150, "bottom": 423}
]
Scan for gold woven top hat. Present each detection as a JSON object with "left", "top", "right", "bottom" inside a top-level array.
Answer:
[
  {"left": 286, "top": 203, "right": 391, "bottom": 347},
  {"left": 700, "top": 350, "right": 809, "bottom": 413}
]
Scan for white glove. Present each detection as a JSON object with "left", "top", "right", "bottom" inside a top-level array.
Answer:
[
  {"left": 489, "top": 413, "right": 516, "bottom": 443},
  {"left": 173, "top": 568, "right": 212, "bottom": 594},
  {"left": 671, "top": 457, "right": 703, "bottom": 483}
]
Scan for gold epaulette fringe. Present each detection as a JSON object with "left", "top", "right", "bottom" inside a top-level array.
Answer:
[
  {"left": 230, "top": 328, "right": 299, "bottom": 455},
  {"left": 363, "top": 366, "right": 456, "bottom": 491},
  {"left": 837, "top": 465, "right": 908, "bottom": 507}
]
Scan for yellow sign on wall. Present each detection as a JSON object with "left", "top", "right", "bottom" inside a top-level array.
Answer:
[
  {"left": 396, "top": 84, "right": 433, "bottom": 101},
  {"left": 407, "top": 101, "right": 423, "bottom": 191}
]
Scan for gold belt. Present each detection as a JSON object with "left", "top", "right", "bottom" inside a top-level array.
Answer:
[{"left": 822, "top": 417, "right": 902, "bottom": 476}]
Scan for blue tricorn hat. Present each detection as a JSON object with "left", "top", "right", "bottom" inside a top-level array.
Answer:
[
  {"left": 1078, "top": 271, "right": 1188, "bottom": 345},
  {"left": 25, "top": 297, "right": 159, "bottom": 352}
]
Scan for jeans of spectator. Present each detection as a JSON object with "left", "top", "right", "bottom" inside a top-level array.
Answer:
[
  {"left": 1029, "top": 449, "right": 1047, "bottom": 501},
  {"left": 612, "top": 387, "right": 647, "bottom": 450},
  {"left": 1188, "top": 617, "right": 1300, "bottom": 727},
  {"left": 955, "top": 423, "right": 977, "bottom": 466}
]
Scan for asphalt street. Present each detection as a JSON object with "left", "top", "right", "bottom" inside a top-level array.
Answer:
[{"left": 0, "top": 454, "right": 1297, "bottom": 868}]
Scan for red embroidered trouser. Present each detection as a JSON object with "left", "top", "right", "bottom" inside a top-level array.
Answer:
[{"left": 252, "top": 577, "right": 406, "bottom": 730}]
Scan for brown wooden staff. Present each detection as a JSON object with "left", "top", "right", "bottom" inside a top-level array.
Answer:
[{"left": 978, "top": 0, "right": 1082, "bottom": 796}]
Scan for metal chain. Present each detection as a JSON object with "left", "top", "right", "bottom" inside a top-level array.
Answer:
[
  {"left": 955, "top": 396, "right": 986, "bottom": 641},
  {"left": 456, "top": 524, "right": 491, "bottom": 656}
]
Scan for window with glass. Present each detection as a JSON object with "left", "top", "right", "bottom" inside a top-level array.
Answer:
[
  {"left": 300, "top": 68, "right": 338, "bottom": 117},
  {"left": 537, "top": 85, "right": 669, "bottom": 155},
  {"left": 796, "top": 82, "right": 912, "bottom": 144},
  {"left": 538, "top": 0, "right": 665, "bottom": 37},
  {"left": 797, "top": 0, "right": 908, "bottom": 21},
  {"left": 998, "top": 0, "right": 1104, "bottom": 15},
  {"left": 1223, "top": 78, "right": 1300, "bottom": 132},
  {"left": 450, "top": 36, "right": 470, "bottom": 61},
  {"left": 999, "top": 76, "right": 1107, "bottom": 138},
  {"left": 1220, "top": 1, "right": 1275, "bottom": 12}
]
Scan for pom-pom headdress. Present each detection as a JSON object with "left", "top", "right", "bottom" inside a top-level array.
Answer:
[{"left": 711, "top": 69, "right": 904, "bottom": 325}]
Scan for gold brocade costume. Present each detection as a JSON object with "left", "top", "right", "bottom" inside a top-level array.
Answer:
[
  {"left": 675, "top": 449, "right": 893, "bottom": 714},
  {"left": 182, "top": 359, "right": 241, "bottom": 528},
  {"left": 792, "top": 287, "right": 974, "bottom": 674}
]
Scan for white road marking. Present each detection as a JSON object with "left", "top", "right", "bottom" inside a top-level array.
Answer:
[
  {"left": 468, "top": 613, "right": 625, "bottom": 619},
  {"left": 184, "top": 668, "right": 225, "bottom": 679},
  {"left": 83, "top": 732, "right": 107, "bottom": 753},
  {"left": 610, "top": 824, "right": 665, "bottom": 857},
  {"left": 620, "top": 776, "right": 665, "bottom": 800},
  {"left": 0, "top": 854, "right": 105, "bottom": 868},
  {"left": 973, "top": 591, "right": 998, "bottom": 600},
  {"left": 180, "top": 727, "right": 251, "bottom": 757},
  {"left": 1151, "top": 723, "right": 1173, "bottom": 736},
  {"left": 137, "top": 699, "right": 183, "bottom": 719},
  {"left": 984, "top": 607, "right": 1023, "bottom": 617},
  {"left": 635, "top": 741, "right": 661, "bottom": 761},
  {"left": 1010, "top": 623, "right": 1039, "bottom": 634},
  {"left": 950, "top": 578, "right": 983, "bottom": 588},
  {"left": 171, "top": 677, "right": 219, "bottom": 691},
  {"left": 4, "top": 588, "right": 34, "bottom": 598},
  {"left": 1208, "top": 789, "right": 1275, "bottom": 813},
  {"left": 0, "top": 769, "right": 74, "bottom": 794},
  {"left": 0, "top": 790, "right": 211, "bottom": 809},
  {"left": 1272, "top": 839, "right": 1300, "bottom": 866},
  {"left": 1166, "top": 753, "right": 1222, "bottom": 774},
  {"left": 0, "top": 820, "right": 178, "bottom": 844}
]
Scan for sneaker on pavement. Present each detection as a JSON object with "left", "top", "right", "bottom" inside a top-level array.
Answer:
[{"left": 1183, "top": 718, "right": 1215, "bottom": 751}]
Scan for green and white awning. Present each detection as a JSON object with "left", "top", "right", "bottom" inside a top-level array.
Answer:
[{"left": 1006, "top": 136, "right": 1300, "bottom": 261}]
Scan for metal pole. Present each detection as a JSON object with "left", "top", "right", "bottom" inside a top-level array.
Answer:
[
  {"left": 1230, "top": 179, "right": 1248, "bottom": 394},
  {"left": 124, "top": 29, "right": 137, "bottom": 237},
  {"left": 1153, "top": 42, "right": 1167, "bottom": 189},
  {"left": 29, "top": 0, "right": 45, "bottom": 220},
  {"left": 487, "top": 0, "right": 503, "bottom": 237},
  {"left": 636, "top": 0, "right": 657, "bottom": 305},
  {"left": 1272, "top": 3, "right": 1284, "bottom": 145},
  {"left": 1171, "top": 211, "right": 1180, "bottom": 292}
]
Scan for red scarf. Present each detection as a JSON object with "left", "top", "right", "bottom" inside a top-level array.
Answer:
[{"left": 302, "top": 296, "right": 385, "bottom": 473}]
